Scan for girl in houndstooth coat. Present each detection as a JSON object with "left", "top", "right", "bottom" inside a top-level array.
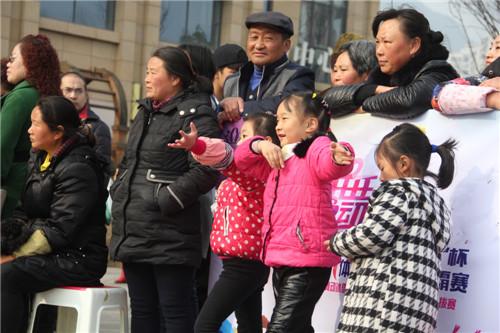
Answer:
[{"left": 328, "top": 123, "right": 457, "bottom": 333}]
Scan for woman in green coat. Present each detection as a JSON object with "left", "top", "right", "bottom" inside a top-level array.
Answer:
[{"left": 1, "top": 34, "right": 61, "bottom": 218}]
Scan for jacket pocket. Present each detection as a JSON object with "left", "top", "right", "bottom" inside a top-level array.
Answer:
[
  {"left": 295, "top": 220, "right": 310, "bottom": 251},
  {"left": 223, "top": 207, "right": 230, "bottom": 236},
  {"left": 146, "top": 169, "right": 184, "bottom": 215},
  {"left": 109, "top": 169, "right": 127, "bottom": 198}
]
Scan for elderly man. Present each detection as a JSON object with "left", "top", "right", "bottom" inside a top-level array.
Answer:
[
  {"left": 60, "top": 72, "right": 112, "bottom": 176},
  {"left": 220, "top": 11, "right": 314, "bottom": 121}
]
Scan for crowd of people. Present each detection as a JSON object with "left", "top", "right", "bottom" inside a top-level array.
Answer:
[{"left": 0, "top": 6, "right": 498, "bottom": 333}]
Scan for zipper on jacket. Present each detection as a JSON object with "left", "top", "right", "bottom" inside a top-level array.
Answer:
[
  {"left": 262, "top": 170, "right": 280, "bottom": 263},
  {"left": 223, "top": 207, "right": 229, "bottom": 236},
  {"left": 295, "top": 221, "right": 309, "bottom": 250},
  {"left": 256, "top": 65, "right": 265, "bottom": 100}
]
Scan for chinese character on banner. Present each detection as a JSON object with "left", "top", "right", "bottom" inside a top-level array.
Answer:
[
  {"left": 445, "top": 248, "right": 470, "bottom": 267},
  {"left": 440, "top": 271, "right": 451, "bottom": 291},
  {"left": 450, "top": 273, "right": 470, "bottom": 293},
  {"left": 439, "top": 297, "right": 448, "bottom": 308},
  {"left": 339, "top": 259, "right": 351, "bottom": 277},
  {"left": 332, "top": 159, "right": 378, "bottom": 230},
  {"left": 447, "top": 298, "right": 457, "bottom": 310}
]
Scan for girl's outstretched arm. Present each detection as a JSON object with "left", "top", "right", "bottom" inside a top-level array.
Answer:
[
  {"left": 327, "top": 183, "right": 409, "bottom": 259},
  {"left": 307, "top": 137, "right": 355, "bottom": 181}
]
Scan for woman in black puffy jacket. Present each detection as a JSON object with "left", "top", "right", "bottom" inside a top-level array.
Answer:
[
  {"left": 1, "top": 96, "right": 108, "bottom": 333},
  {"left": 322, "top": 8, "right": 458, "bottom": 119},
  {"left": 109, "top": 46, "right": 220, "bottom": 333}
]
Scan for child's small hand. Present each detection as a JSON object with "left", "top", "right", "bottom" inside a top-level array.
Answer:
[
  {"left": 331, "top": 142, "right": 354, "bottom": 165},
  {"left": 259, "top": 141, "right": 284, "bottom": 169},
  {"left": 324, "top": 239, "right": 334, "bottom": 252},
  {"left": 168, "top": 122, "right": 198, "bottom": 150}
]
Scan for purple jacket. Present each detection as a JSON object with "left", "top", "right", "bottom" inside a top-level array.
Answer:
[{"left": 234, "top": 135, "right": 354, "bottom": 268}]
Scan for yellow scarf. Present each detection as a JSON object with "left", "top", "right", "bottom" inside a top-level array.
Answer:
[{"left": 40, "top": 153, "right": 52, "bottom": 172}]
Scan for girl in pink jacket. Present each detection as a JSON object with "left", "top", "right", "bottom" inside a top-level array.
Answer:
[
  {"left": 169, "top": 112, "right": 279, "bottom": 333},
  {"left": 234, "top": 92, "right": 355, "bottom": 333}
]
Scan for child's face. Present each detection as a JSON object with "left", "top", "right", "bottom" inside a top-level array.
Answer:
[
  {"left": 276, "top": 102, "right": 311, "bottom": 147},
  {"left": 238, "top": 120, "right": 255, "bottom": 145},
  {"left": 376, "top": 153, "right": 401, "bottom": 182}
]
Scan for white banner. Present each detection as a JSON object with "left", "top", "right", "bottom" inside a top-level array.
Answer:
[{"left": 260, "top": 110, "right": 500, "bottom": 332}]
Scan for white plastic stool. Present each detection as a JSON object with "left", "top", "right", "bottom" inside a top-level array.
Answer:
[{"left": 27, "top": 286, "right": 129, "bottom": 333}]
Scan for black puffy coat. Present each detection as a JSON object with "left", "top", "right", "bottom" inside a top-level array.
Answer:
[
  {"left": 11, "top": 137, "right": 108, "bottom": 286},
  {"left": 110, "top": 89, "right": 220, "bottom": 267},
  {"left": 323, "top": 59, "right": 458, "bottom": 119}
]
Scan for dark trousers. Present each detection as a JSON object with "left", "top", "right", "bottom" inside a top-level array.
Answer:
[
  {"left": 194, "top": 258, "right": 270, "bottom": 333},
  {"left": 1, "top": 262, "right": 57, "bottom": 333},
  {"left": 124, "top": 262, "right": 197, "bottom": 333},
  {"left": 266, "top": 266, "right": 331, "bottom": 333}
]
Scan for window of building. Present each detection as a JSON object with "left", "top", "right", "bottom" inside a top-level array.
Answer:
[
  {"left": 40, "top": 0, "right": 116, "bottom": 30},
  {"left": 160, "top": 1, "right": 222, "bottom": 48},
  {"left": 292, "top": 0, "right": 348, "bottom": 84}
]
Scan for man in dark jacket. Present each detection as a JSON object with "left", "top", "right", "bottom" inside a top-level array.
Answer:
[
  {"left": 219, "top": 11, "right": 315, "bottom": 120},
  {"left": 61, "top": 72, "right": 112, "bottom": 175}
]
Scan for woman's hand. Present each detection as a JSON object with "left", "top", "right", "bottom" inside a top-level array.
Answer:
[
  {"left": 479, "top": 77, "right": 500, "bottom": 89},
  {"left": 257, "top": 141, "right": 284, "bottom": 169},
  {"left": 375, "top": 85, "right": 396, "bottom": 94},
  {"left": 0, "top": 255, "right": 15, "bottom": 264},
  {"left": 331, "top": 142, "right": 354, "bottom": 165},
  {"left": 168, "top": 122, "right": 198, "bottom": 150}
]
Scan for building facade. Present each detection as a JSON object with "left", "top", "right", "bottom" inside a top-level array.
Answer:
[{"left": 1, "top": 0, "right": 379, "bottom": 153}]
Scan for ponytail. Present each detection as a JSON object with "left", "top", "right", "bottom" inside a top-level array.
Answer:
[
  {"left": 428, "top": 139, "right": 457, "bottom": 189},
  {"left": 378, "top": 123, "right": 457, "bottom": 189}
]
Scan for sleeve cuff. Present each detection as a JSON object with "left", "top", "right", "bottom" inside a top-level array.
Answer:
[{"left": 190, "top": 139, "right": 207, "bottom": 155}]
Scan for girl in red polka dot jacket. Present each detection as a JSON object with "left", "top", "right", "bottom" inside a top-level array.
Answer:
[
  {"left": 234, "top": 92, "right": 355, "bottom": 333},
  {"left": 169, "top": 112, "right": 280, "bottom": 333}
]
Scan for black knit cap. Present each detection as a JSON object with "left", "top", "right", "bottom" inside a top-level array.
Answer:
[
  {"left": 245, "top": 11, "right": 294, "bottom": 37},
  {"left": 213, "top": 44, "right": 248, "bottom": 69}
]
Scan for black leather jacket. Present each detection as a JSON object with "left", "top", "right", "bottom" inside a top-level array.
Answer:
[
  {"left": 110, "top": 88, "right": 220, "bottom": 267},
  {"left": 323, "top": 59, "right": 458, "bottom": 119}
]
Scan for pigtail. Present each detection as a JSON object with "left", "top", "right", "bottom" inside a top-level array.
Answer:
[{"left": 433, "top": 139, "right": 458, "bottom": 189}]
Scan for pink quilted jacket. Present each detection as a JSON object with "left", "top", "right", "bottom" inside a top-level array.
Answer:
[{"left": 234, "top": 136, "right": 354, "bottom": 268}]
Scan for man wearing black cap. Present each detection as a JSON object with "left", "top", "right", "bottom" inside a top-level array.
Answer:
[
  {"left": 213, "top": 44, "right": 248, "bottom": 101},
  {"left": 219, "top": 11, "right": 314, "bottom": 120}
]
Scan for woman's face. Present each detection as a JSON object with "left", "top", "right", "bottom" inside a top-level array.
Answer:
[
  {"left": 485, "top": 35, "right": 500, "bottom": 66},
  {"left": 330, "top": 51, "right": 367, "bottom": 86},
  {"left": 6, "top": 44, "right": 27, "bottom": 85},
  {"left": 144, "top": 56, "right": 181, "bottom": 101},
  {"left": 375, "top": 19, "right": 421, "bottom": 75},
  {"left": 28, "top": 106, "right": 62, "bottom": 153}
]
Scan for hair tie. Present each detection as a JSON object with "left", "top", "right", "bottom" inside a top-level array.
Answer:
[{"left": 431, "top": 144, "right": 438, "bottom": 153}]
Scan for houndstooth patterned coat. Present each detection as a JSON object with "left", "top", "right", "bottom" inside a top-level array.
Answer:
[{"left": 331, "top": 178, "right": 451, "bottom": 333}]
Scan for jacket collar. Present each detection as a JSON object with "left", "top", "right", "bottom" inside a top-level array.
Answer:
[
  {"left": 239, "top": 54, "right": 290, "bottom": 81},
  {"left": 1, "top": 80, "right": 33, "bottom": 103},
  {"left": 137, "top": 88, "right": 203, "bottom": 114}
]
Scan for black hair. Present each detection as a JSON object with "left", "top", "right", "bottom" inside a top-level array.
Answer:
[
  {"left": 281, "top": 91, "right": 334, "bottom": 140},
  {"left": 61, "top": 71, "right": 88, "bottom": 90},
  {"left": 372, "top": 8, "right": 449, "bottom": 62},
  {"left": 37, "top": 95, "right": 95, "bottom": 145},
  {"left": 376, "top": 123, "right": 457, "bottom": 189},
  {"left": 178, "top": 44, "right": 216, "bottom": 81},
  {"left": 243, "top": 112, "right": 280, "bottom": 145},
  {"left": 332, "top": 40, "right": 377, "bottom": 76},
  {"left": 152, "top": 46, "right": 213, "bottom": 95}
]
